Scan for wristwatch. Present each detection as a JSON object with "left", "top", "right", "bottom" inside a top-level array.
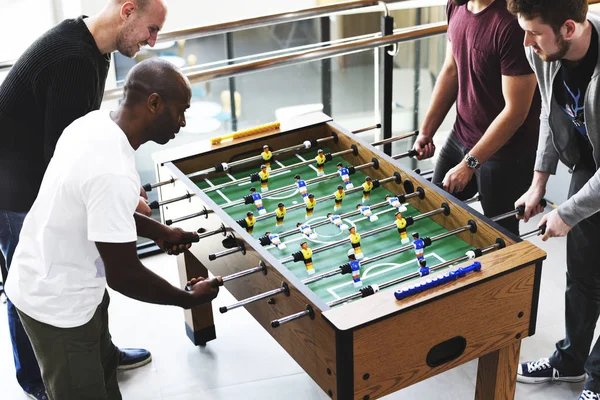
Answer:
[{"left": 464, "top": 153, "right": 480, "bottom": 169}]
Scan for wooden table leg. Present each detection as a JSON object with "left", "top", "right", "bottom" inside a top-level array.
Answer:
[
  {"left": 474, "top": 340, "right": 521, "bottom": 400},
  {"left": 177, "top": 250, "right": 217, "bottom": 346}
]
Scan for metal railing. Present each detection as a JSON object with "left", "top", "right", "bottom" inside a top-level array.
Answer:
[{"left": 103, "top": 21, "right": 447, "bottom": 100}]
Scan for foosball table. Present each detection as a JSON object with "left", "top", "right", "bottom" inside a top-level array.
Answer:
[{"left": 148, "top": 113, "right": 546, "bottom": 400}]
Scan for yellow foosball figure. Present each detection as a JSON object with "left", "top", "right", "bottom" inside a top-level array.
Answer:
[
  {"left": 362, "top": 176, "right": 373, "bottom": 202},
  {"left": 261, "top": 145, "right": 272, "bottom": 172},
  {"left": 315, "top": 149, "right": 326, "bottom": 177},
  {"left": 244, "top": 211, "right": 256, "bottom": 234},
  {"left": 275, "top": 202, "right": 286, "bottom": 227},
  {"left": 334, "top": 185, "right": 345, "bottom": 211},
  {"left": 395, "top": 211, "right": 410, "bottom": 244},
  {"left": 348, "top": 226, "right": 364, "bottom": 260},
  {"left": 300, "top": 241, "right": 315, "bottom": 275},
  {"left": 305, "top": 193, "right": 316, "bottom": 218},
  {"left": 259, "top": 164, "right": 269, "bottom": 192}
]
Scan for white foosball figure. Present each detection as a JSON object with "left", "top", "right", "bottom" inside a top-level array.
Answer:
[
  {"left": 356, "top": 204, "right": 379, "bottom": 222},
  {"left": 297, "top": 222, "right": 317, "bottom": 239},
  {"left": 327, "top": 213, "right": 349, "bottom": 231}
]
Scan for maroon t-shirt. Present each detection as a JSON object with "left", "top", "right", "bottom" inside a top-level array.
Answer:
[{"left": 447, "top": 0, "right": 541, "bottom": 160}]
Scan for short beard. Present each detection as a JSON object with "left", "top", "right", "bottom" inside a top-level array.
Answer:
[
  {"left": 451, "top": 0, "right": 469, "bottom": 5},
  {"left": 115, "top": 24, "right": 138, "bottom": 58},
  {"left": 540, "top": 32, "right": 571, "bottom": 62}
]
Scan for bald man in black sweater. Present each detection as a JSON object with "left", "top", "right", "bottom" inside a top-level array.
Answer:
[{"left": 0, "top": 1, "right": 167, "bottom": 398}]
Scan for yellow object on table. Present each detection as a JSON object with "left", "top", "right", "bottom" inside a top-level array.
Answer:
[{"left": 210, "top": 121, "right": 280, "bottom": 145}]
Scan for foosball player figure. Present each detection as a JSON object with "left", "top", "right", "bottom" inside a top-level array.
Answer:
[
  {"left": 305, "top": 193, "right": 316, "bottom": 218},
  {"left": 395, "top": 211, "right": 410, "bottom": 244},
  {"left": 348, "top": 253, "right": 362, "bottom": 288},
  {"left": 334, "top": 185, "right": 345, "bottom": 211},
  {"left": 336, "top": 162, "right": 354, "bottom": 189},
  {"left": 348, "top": 226, "right": 364, "bottom": 260},
  {"left": 259, "top": 164, "right": 269, "bottom": 192},
  {"left": 275, "top": 202, "right": 286, "bottom": 227},
  {"left": 385, "top": 194, "right": 408, "bottom": 213},
  {"left": 362, "top": 176, "right": 373, "bottom": 203},
  {"left": 243, "top": 211, "right": 256, "bottom": 234},
  {"left": 356, "top": 203, "right": 378, "bottom": 222},
  {"left": 315, "top": 149, "right": 326, "bottom": 177},
  {"left": 294, "top": 174, "right": 308, "bottom": 202},
  {"left": 261, "top": 144, "right": 272, "bottom": 172},
  {"left": 418, "top": 259, "right": 429, "bottom": 277},
  {"left": 297, "top": 222, "right": 317, "bottom": 239},
  {"left": 249, "top": 187, "right": 266, "bottom": 215},
  {"left": 300, "top": 241, "right": 315, "bottom": 275},
  {"left": 327, "top": 212, "right": 348, "bottom": 231},
  {"left": 412, "top": 232, "right": 425, "bottom": 261},
  {"left": 265, "top": 231, "right": 286, "bottom": 250}
]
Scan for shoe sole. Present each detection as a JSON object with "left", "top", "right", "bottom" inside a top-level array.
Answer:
[
  {"left": 517, "top": 374, "right": 587, "bottom": 384},
  {"left": 117, "top": 354, "right": 152, "bottom": 371}
]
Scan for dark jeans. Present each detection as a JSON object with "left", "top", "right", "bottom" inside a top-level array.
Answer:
[
  {"left": 0, "top": 210, "right": 44, "bottom": 394},
  {"left": 431, "top": 131, "right": 535, "bottom": 235},
  {"left": 549, "top": 165, "right": 600, "bottom": 392},
  {"left": 17, "top": 291, "right": 121, "bottom": 400}
]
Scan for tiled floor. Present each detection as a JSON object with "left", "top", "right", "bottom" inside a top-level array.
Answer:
[{"left": 0, "top": 209, "right": 596, "bottom": 400}]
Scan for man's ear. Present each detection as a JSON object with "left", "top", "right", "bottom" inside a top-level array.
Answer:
[
  {"left": 147, "top": 93, "right": 162, "bottom": 113},
  {"left": 563, "top": 20, "right": 577, "bottom": 40},
  {"left": 120, "top": 1, "right": 136, "bottom": 21}
]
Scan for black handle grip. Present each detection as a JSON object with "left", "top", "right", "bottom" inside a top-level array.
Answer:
[
  {"left": 164, "top": 235, "right": 200, "bottom": 249},
  {"left": 540, "top": 224, "right": 547, "bottom": 235},
  {"left": 407, "top": 149, "right": 418, "bottom": 158},
  {"left": 149, "top": 200, "right": 159, "bottom": 209},
  {"left": 516, "top": 199, "right": 548, "bottom": 216},
  {"left": 142, "top": 183, "right": 152, "bottom": 192}
]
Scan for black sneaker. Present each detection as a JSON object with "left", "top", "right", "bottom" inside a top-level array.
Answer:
[
  {"left": 580, "top": 390, "right": 600, "bottom": 400},
  {"left": 517, "top": 358, "right": 586, "bottom": 384}
]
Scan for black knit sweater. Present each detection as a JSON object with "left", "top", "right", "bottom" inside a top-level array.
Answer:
[{"left": 0, "top": 16, "right": 110, "bottom": 211}]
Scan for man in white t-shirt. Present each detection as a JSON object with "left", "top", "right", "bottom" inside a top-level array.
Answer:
[{"left": 5, "top": 58, "right": 220, "bottom": 399}]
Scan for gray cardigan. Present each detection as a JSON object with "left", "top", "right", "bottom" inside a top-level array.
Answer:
[{"left": 527, "top": 13, "right": 600, "bottom": 227}]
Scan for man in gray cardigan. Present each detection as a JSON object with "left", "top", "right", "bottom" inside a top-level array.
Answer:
[{"left": 509, "top": 1, "right": 600, "bottom": 398}]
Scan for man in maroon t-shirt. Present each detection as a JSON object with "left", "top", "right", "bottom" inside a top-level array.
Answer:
[{"left": 412, "top": 0, "right": 541, "bottom": 235}]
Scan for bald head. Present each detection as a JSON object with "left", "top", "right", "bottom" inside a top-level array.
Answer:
[{"left": 122, "top": 58, "right": 190, "bottom": 107}]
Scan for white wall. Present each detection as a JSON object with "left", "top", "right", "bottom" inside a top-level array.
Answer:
[{"left": 0, "top": 0, "right": 57, "bottom": 61}]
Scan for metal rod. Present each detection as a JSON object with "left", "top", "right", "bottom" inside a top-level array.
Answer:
[
  {"left": 210, "top": 147, "right": 356, "bottom": 197},
  {"left": 271, "top": 305, "right": 315, "bottom": 328},
  {"left": 222, "top": 262, "right": 267, "bottom": 283},
  {"left": 286, "top": 201, "right": 440, "bottom": 264},
  {"left": 208, "top": 245, "right": 245, "bottom": 261},
  {"left": 254, "top": 162, "right": 380, "bottom": 221},
  {"left": 353, "top": 123, "right": 382, "bottom": 134},
  {"left": 392, "top": 149, "right": 418, "bottom": 160},
  {"left": 197, "top": 224, "right": 229, "bottom": 240},
  {"left": 302, "top": 207, "right": 447, "bottom": 284},
  {"left": 326, "top": 242, "right": 499, "bottom": 307},
  {"left": 226, "top": 32, "right": 238, "bottom": 131},
  {"left": 491, "top": 209, "right": 520, "bottom": 222},
  {"left": 154, "top": 192, "right": 193, "bottom": 208},
  {"left": 371, "top": 130, "right": 418, "bottom": 146},
  {"left": 276, "top": 199, "right": 390, "bottom": 240},
  {"left": 220, "top": 282, "right": 289, "bottom": 313},
  {"left": 185, "top": 261, "right": 266, "bottom": 290},
  {"left": 165, "top": 208, "right": 212, "bottom": 225}
]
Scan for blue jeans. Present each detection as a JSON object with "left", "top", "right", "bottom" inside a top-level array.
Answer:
[{"left": 0, "top": 210, "right": 44, "bottom": 394}]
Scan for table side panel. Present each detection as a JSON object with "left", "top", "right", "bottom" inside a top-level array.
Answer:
[{"left": 352, "top": 263, "right": 537, "bottom": 400}]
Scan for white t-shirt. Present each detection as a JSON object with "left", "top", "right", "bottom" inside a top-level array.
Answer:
[{"left": 6, "top": 110, "right": 140, "bottom": 328}]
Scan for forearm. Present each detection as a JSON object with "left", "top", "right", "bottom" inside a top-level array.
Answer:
[
  {"left": 531, "top": 170, "right": 550, "bottom": 191},
  {"left": 134, "top": 212, "right": 170, "bottom": 240},
  {"left": 107, "top": 261, "right": 194, "bottom": 308},
  {"left": 469, "top": 107, "right": 529, "bottom": 164},
  {"left": 420, "top": 67, "right": 459, "bottom": 138}
]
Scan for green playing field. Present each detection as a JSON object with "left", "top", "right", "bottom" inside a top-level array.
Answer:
[{"left": 195, "top": 148, "right": 473, "bottom": 306}]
